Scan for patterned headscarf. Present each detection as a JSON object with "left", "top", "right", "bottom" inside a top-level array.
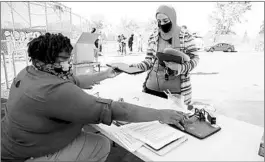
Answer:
[{"left": 32, "top": 59, "right": 74, "bottom": 80}]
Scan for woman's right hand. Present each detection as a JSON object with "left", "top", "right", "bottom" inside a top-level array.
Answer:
[{"left": 158, "top": 109, "right": 193, "bottom": 130}]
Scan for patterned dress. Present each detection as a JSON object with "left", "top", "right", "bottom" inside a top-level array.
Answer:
[{"left": 134, "top": 29, "right": 200, "bottom": 104}]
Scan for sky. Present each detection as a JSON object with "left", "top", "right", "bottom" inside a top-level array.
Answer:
[
  {"left": 62, "top": 2, "right": 264, "bottom": 37},
  {"left": 1, "top": 2, "right": 263, "bottom": 37}
]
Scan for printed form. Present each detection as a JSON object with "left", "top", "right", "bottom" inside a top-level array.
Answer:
[
  {"left": 121, "top": 121, "right": 186, "bottom": 150},
  {"left": 97, "top": 124, "right": 144, "bottom": 152}
]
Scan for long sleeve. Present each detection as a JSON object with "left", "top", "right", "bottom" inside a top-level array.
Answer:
[
  {"left": 134, "top": 56, "right": 153, "bottom": 72},
  {"left": 45, "top": 82, "right": 162, "bottom": 125},
  {"left": 133, "top": 32, "right": 158, "bottom": 71},
  {"left": 73, "top": 72, "right": 108, "bottom": 89},
  {"left": 179, "top": 53, "right": 199, "bottom": 74},
  {"left": 178, "top": 34, "right": 200, "bottom": 74},
  {"left": 46, "top": 82, "right": 114, "bottom": 125}
]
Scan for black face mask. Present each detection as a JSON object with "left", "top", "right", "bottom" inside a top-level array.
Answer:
[{"left": 158, "top": 22, "right": 172, "bottom": 33}]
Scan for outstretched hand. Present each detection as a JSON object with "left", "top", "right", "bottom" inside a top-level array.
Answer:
[{"left": 158, "top": 109, "right": 193, "bottom": 130}]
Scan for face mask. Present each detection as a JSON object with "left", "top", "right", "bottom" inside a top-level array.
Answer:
[
  {"left": 60, "top": 61, "right": 71, "bottom": 72},
  {"left": 158, "top": 22, "right": 172, "bottom": 33}
]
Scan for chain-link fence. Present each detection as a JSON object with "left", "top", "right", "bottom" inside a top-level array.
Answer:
[{"left": 1, "top": 2, "right": 91, "bottom": 91}]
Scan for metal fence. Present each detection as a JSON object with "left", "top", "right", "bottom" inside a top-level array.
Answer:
[{"left": 1, "top": 2, "right": 91, "bottom": 90}]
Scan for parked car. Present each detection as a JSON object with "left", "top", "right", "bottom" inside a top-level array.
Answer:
[{"left": 205, "top": 43, "right": 236, "bottom": 52}]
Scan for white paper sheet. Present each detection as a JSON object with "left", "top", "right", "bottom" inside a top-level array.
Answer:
[
  {"left": 111, "top": 128, "right": 144, "bottom": 152},
  {"left": 97, "top": 124, "right": 144, "bottom": 152},
  {"left": 121, "top": 121, "right": 186, "bottom": 150}
]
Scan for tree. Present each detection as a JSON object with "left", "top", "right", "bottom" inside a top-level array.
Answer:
[
  {"left": 90, "top": 14, "right": 106, "bottom": 31},
  {"left": 51, "top": 3, "right": 64, "bottom": 20},
  {"left": 209, "top": 2, "right": 252, "bottom": 42},
  {"left": 127, "top": 19, "right": 140, "bottom": 33},
  {"left": 91, "top": 20, "right": 104, "bottom": 30},
  {"left": 145, "top": 18, "right": 158, "bottom": 33},
  {"left": 119, "top": 18, "right": 139, "bottom": 36}
]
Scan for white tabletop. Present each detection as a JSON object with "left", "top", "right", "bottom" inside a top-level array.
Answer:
[{"left": 85, "top": 76, "right": 264, "bottom": 161}]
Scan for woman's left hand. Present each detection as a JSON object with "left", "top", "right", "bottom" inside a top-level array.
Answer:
[
  {"left": 163, "top": 61, "right": 182, "bottom": 71},
  {"left": 105, "top": 67, "right": 122, "bottom": 78}
]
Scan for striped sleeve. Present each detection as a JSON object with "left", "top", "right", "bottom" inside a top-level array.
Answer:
[
  {"left": 179, "top": 37, "right": 200, "bottom": 74},
  {"left": 135, "top": 58, "right": 153, "bottom": 71},
  {"left": 179, "top": 54, "right": 199, "bottom": 74},
  {"left": 180, "top": 32, "right": 196, "bottom": 53},
  {"left": 134, "top": 32, "right": 157, "bottom": 71}
]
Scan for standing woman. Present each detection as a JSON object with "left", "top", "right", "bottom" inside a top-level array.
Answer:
[{"left": 130, "top": 5, "right": 200, "bottom": 105}]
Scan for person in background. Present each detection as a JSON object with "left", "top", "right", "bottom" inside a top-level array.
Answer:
[
  {"left": 130, "top": 5, "right": 200, "bottom": 105},
  {"left": 117, "top": 35, "right": 122, "bottom": 55},
  {"left": 91, "top": 27, "right": 100, "bottom": 61},
  {"left": 91, "top": 28, "right": 99, "bottom": 47},
  {"left": 1, "top": 33, "right": 192, "bottom": 162},
  {"left": 138, "top": 34, "right": 143, "bottom": 52},
  {"left": 91, "top": 28, "right": 103, "bottom": 56},
  {"left": 128, "top": 34, "right": 134, "bottom": 53},
  {"left": 121, "top": 34, "right": 127, "bottom": 55},
  {"left": 91, "top": 28, "right": 96, "bottom": 34},
  {"left": 98, "top": 31, "right": 103, "bottom": 55}
]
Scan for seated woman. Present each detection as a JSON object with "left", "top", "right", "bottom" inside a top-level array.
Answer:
[
  {"left": 130, "top": 5, "right": 200, "bottom": 105},
  {"left": 1, "top": 33, "right": 192, "bottom": 162}
]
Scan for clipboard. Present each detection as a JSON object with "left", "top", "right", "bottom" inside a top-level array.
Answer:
[
  {"left": 106, "top": 63, "right": 144, "bottom": 75},
  {"left": 169, "top": 115, "right": 221, "bottom": 139},
  {"left": 156, "top": 52, "right": 184, "bottom": 66}
]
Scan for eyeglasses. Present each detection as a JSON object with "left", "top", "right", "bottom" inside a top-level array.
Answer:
[{"left": 189, "top": 108, "right": 216, "bottom": 125}]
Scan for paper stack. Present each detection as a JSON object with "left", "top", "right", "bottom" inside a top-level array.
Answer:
[
  {"left": 111, "top": 128, "right": 144, "bottom": 152},
  {"left": 97, "top": 124, "right": 144, "bottom": 152},
  {"left": 121, "top": 121, "right": 187, "bottom": 155}
]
